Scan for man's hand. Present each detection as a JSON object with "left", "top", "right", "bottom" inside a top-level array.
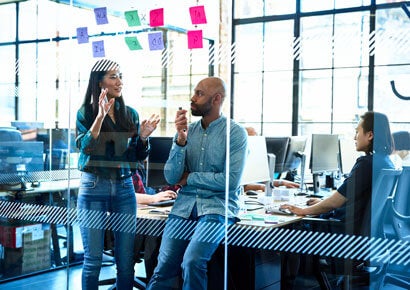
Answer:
[
  {"left": 178, "top": 172, "right": 189, "bottom": 186},
  {"left": 176, "top": 107, "right": 188, "bottom": 145}
]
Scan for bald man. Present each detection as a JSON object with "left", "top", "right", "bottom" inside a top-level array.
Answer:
[{"left": 147, "top": 77, "right": 248, "bottom": 290}]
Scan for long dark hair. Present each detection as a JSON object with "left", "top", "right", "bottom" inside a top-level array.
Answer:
[
  {"left": 360, "top": 111, "right": 394, "bottom": 155},
  {"left": 82, "top": 59, "right": 137, "bottom": 134}
]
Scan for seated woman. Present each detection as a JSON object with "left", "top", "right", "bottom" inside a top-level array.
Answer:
[
  {"left": 280, "top": 111, "right": 395, "bottom": 289},
  {"left": 281, "top": 111, "right": 395, "bottom": 237}
]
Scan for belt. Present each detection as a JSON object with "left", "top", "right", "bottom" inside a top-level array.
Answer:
[{"left": 83, "top": 168, "right": 132, "bottom": 180}]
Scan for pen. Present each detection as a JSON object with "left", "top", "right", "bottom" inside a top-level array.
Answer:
[{"left": 179, "top": 107, "right": 186, "bottom": 132}]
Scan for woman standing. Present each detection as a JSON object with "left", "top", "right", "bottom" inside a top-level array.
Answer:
[{"left": 76, "top": 59, "right": 159, "bottom": 290}]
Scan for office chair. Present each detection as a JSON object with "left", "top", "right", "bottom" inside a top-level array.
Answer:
[
  {"left": 383, "top": 166, "right": 410, "bottom": 288},
  {"left": 303, "top": 168, "right": 401, "bottom": 290},
  {"left": 0, "top": 127, "right": 22, "bottom": 141}
]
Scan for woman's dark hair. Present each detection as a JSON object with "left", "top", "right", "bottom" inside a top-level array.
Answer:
[
  {"left": 82, "top": 59, "right": 136, "bottom": 134},
  {"left": 360, "top": 111, "right": 393, "bottom": 155}
]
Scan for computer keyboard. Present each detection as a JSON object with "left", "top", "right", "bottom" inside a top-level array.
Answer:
[
  {"left": 148, "top": 199, "right": 175, "bottom": 207},
  {"left": 264, "top": 200, "right": 308, "bottom": 216},
  {"left": 264, "top": 204, "right": 294, "bottom": 215}
]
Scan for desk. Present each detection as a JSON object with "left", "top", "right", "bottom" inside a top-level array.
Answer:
[
  {"left": 135, "top": 192, "right": 307, "bottom": 290},
  {"left": 0, "top": 185, "right": 305, "bottom": 288}
]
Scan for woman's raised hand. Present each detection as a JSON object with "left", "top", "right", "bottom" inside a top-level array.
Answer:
[{"left": 140, "top": 114, "right": 160, "bottom": 139}]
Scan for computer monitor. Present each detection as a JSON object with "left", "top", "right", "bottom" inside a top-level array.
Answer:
[
  {"left": 0, "top": 141, "right": 44, "bottom": 186},
  {"left": 338, "top": 135, "right": 361, "bottom": 176},
  {"left": 146, "top": 136, "right": 174, "bottom": 188},
  {"left": 37, "top": 128, "right": 79, "bottom": 170},
  {"left": 279, "top": 136, "right": 308, "bottom": 193},
  {"left": 36, "top": 128, "right": 78, "bottom": 152},
  {"left": 282, "top": 136, "right": 308, "bottom": 176},
  {"left": 265, "top": 137, "right": 290, "bottom": 177},
  {"left": 309, "top": 134, "right": 340, "bottom": 193},
  {"left": 240, "top": 136, "right": 271, "bottom": 186}
]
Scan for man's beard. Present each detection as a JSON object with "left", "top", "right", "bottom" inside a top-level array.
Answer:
[{"left": 191, "top": 99, "right": 212, "bottom": 117}]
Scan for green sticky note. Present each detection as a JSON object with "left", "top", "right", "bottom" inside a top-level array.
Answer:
[
  {"left": 125, "top": 36, "right": 142, "bottom": 50},
  {"left": 251, "top": 214, "right": 265, "bottom": 221},
  {"left": 125, "top": 10, "right": 141, "bottom": 27}
]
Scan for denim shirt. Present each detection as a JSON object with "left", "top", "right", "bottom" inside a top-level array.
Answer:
[
  {"left": 164, "top": 115, "right": 248, "bottom": 219},
  {"left": 75, "top": 103, "right": 150, "bottom": 179}
]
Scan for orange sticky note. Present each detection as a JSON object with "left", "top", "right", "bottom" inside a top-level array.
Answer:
[
  {"left": 187, "top": 30, "right": 203, "bottom": 49},
  {"left": 150, "top": 8, "right": 164, "bottom": 27}
]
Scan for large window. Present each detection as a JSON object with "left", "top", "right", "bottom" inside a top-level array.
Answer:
[{"left": 232, "top": 0, "right": 410, "bottom": 137}]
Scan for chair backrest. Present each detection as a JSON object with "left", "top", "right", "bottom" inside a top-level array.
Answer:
[
  {"left": 0, "top": 127, "right": 22, "bottom": 141},
  {"left": 391, "top": 166, "right": 410, "bottom": 239},
  {"left": 371, "top": 168, "right": 402, "bottom": 239}
]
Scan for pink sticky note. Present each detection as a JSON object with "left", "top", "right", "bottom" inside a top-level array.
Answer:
[
  {"left": 187, "top": 30, "right": 203, "bottom": 49},
  {"left": 150, "top": 8, "right": 164, "bottom": 27},
  {"left": 189, "top": 5, "right": 207, "bottom": 25},
  {"left": 94, "top": 7, "right": 108, "bottom": 25}
]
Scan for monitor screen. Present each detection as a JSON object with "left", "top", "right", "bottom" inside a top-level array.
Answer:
[
  {"left": 338, "top": 135, "right": 361, "bottom": 175},
  {"left": 310, "top": 134, "right": 340, "bottom": 174},
  {"left": 240, "top": 136, "right": 271, "bottom": 185},
  {"left": 265, "top": 137, "right": 290, "bottom": 175},
  {"left": 283, "top": 136, "right": 307, "bottom": 173},
  {"left": 0, "top": 141, "right": 44, "bottom": 182},
  {"left": 146, "top": 136, "right": 173, "bottom": 188}
]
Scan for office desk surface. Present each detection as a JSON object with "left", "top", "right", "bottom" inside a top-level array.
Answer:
[
  {"left": 135, "top": 192, "right": 306, "bottom": 230},
  {"left": 28, "top": 178, "right": 80, "bottom": 193}
]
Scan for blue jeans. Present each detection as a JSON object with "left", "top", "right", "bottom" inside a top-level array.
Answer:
[
  {"left": 147, "top": 208, "right": 235, "bottom": 290},
  {"left": 77, "top": 172, "right": 137, "bottom": 290}
]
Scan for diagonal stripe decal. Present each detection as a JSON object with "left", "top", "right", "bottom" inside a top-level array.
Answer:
[{"left": 1, "top": 200, "right": 409, "bottom": 266}]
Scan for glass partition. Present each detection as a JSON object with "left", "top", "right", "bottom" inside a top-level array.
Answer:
[{"left": 0, "top": 1, "right": 232, "bottom": 288}]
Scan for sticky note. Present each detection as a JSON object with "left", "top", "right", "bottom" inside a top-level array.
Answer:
[
  {"left": 189, "top": 5, "right": 207, "bottom": 25},
  {"left": 187, "top": 30, "right": 203, "bottom": 49},
  {"left": 94, "top": 7, "right": 108, "bottom": 25},
  {"left": 92, "top": 40, "right": 105, "bottom": 58},
  {"left": 148, "top": 31, "right": 164, "bottom": 51},
  {"left": 125, "top": 36, "right": 143, "bottom": 50},
  {"left": 124, "top": 10, "right": 141, "bottom": 27},
  {"left": 150, "top": 8, "right": 164, "bottom": 27},
  {"left": 76, "top": 27, "right": 89, "bottom": 44},
  {"left": 264, "top": 216, "right": 279, "bottom": 224}
]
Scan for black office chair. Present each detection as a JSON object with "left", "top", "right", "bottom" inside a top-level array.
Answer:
[
  {"left": 303, "top": 168, "right": 401, "bottom": 290},
  {"left": 383, "top": 166, "right": 410, "bottom": 288}
]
